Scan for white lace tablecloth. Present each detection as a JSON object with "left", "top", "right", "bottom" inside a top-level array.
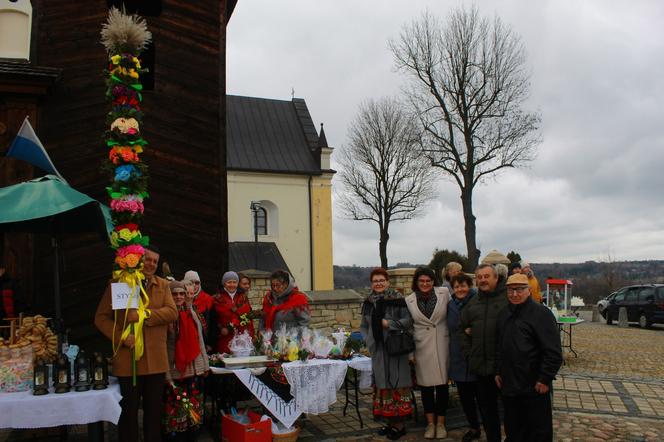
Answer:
[
  {"left": 282, "top": 359, "right": 348, "bottom": 414},
  {"left": 0, "top": 380, "right": 122, "bottom": 429},
  {"left": 346, "top": 355, "right": 372, "bottom": 389}
]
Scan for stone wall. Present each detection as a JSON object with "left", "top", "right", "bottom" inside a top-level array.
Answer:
[
  {"left": 387, "top": 267, "right": 416, "bottom": 295},
  {"left": 307, "top": 290, "right": 364, "bottom": 333}
]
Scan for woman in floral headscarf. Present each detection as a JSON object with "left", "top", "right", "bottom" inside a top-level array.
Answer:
[
  {"left": 361, "top": 268, "right": 414, "bottom": 440},
  {"left": 162, "top": 280, "right": 209, "bottom": 441}
]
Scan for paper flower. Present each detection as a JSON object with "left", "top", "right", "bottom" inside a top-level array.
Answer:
[
  {"left": 109, "top": 146, "right": 141, "bottom": 165},
  {"left": 115, "top": 223, "right": 139, "bottom": 232},
  {"left": 114, "top": 165, "right": 139, "bottom": 182},
  {"left": 111, "top": 228, "right": 138, "bottom": 247},
  {"left": 110, "top": 117, "right": 140, "bottom": 134},
  {"left": 115, "top": 253, "right": 141, "bottom": 269},
  {"left": 117, "top": 244, "right": 145, "bottom": 258},
  {"left": 110, "top": 198, "right": 144, "bottom": 214}
]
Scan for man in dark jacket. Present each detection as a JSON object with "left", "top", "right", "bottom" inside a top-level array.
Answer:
[
  {"left": 459, "top": 264, "right": 508, "bottom": 442},
  {"left": 495, "top": 274, "right": 562, "bottom": 442}
]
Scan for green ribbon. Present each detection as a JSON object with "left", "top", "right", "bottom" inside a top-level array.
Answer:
[
  {"left": 106, "top": 186, "right": 149, "bottom": 200},
  {"left": 106, "top": 138, "right": 148, "bottom": 147}
]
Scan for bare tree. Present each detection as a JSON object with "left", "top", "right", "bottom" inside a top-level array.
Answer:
[
  {"left": 390, "top": 7, "right": 541, "bottom": 267},
  {"left": 336, "top": 97, "right": 436, "bottom": 268},
  {"left": 601, "top": 250, "right": 625, "bottom": 294}
]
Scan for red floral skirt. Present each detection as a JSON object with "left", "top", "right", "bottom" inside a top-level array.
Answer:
[{"left": 373, "top": 386, "right": 413, "bottom": 417}]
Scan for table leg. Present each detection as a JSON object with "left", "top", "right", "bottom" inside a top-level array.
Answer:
[
  {"left": 568, "top": 325, "right": 578, "bottom": 358},
  {"left": 87, "top": 422, "right": 104, "bottom": 442},
  {"left": 343, "top": 374, "right": 350, "bottom": 416},
  {"left": 558, "top": 324, "right": 566, "bottom": 365},
  {"left": 342, "top": 369, "right": 364, "bottom": 428},
  {"left": 353, "top": 369, "right": 363, "bottom": 428}
]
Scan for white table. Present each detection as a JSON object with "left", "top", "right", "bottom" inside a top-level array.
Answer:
[
  {"left": 282, "top": 358, "right": 349, "bottom": 415},
  {"left": 0, "top": 379, "right": 122, "bottom": 441},
  {"left": 210, "top": 357, "right": 372, "bottom": 428}
]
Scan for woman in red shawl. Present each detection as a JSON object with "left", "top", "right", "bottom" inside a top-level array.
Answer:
[
  {"left": 260, "top": 269, "right": 310, "bottom": 332},
  {"left": 162, "top": 280, "right": 209, "bottom": 441},
  {"left": 211, "top": 271, "right": 254, "bottom": 354}
]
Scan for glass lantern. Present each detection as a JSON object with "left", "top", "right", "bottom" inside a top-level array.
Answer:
[
  {"left": 32, "top": 361, "right": 49, "bottom": 395},
  {"left": 92, "top": 352, "right": 109, "bottom": 390},
  {"left": 74, "top": 350, "right": 91, "bottom": 392},
  {"left": 53, "top": 354, "right": 71, "bottom": 394}
]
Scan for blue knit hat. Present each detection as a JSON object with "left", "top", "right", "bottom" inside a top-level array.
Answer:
[{"left": 222, "top": 271, "right": 239, "bottom": 284}]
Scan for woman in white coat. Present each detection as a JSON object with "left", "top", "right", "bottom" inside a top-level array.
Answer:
[{"left": 405, "top": 267, "right": 451, "bottom": 440}]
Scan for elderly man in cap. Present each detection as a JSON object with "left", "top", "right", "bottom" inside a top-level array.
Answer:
[{"left": 495, "top": 274, "right": 562, "bottom": 442}]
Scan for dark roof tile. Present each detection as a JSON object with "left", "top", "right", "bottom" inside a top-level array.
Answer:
[
  {"left": 227, "top": 95, "right": 321, "bottom": 174},
  {"left": 228, "top": 241, "right": 290, "bottom": 274}
]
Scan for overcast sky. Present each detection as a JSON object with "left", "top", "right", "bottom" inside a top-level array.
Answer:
[{"left": 227, "top": 0, "right": 664, "bottom": 266}]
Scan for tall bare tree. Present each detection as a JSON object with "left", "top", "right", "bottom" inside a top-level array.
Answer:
[
  {"left": 390, "top": 7, "right": 541, "bottom": 267},
  {"left": 336, "top": 97, "right": 436, "bottom": 268}
]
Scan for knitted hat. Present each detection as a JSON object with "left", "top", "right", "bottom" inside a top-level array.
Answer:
[
  {"left": 222, "top": 271, "right": 239, "bottom": 284},
  {"left": 169, "top": 280, "right": 186, "bottom": 293}
]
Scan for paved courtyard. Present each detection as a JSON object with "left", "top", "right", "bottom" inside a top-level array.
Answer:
[{"left": 3, "top": 314, "right": 664, "bottom": 441}]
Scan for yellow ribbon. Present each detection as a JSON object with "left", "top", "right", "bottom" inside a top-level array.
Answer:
[{"left": 111, "top": 269, "right": 151, "bottom": 360}]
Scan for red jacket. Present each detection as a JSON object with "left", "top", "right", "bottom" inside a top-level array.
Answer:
[
  {"left": 212, "top": 290, "right": 254, "bottom": 354},
  {"left": 194, "top": 289, "right": 215, "bottom": 314}
]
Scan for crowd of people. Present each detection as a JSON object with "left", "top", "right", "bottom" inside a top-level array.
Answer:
[
  {"left": 361, "top": 261, "right": 562, "bottom": 442},
  {"left": 94, "top": 245, "right": 311, "bottom": 442},
  {"left": 92, "top": 245, "right": 560, "bottom": 442}
]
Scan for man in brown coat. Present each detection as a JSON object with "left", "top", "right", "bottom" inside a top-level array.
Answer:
[{"left": 95, "top": 245, "right": 177, "bottom": 442}]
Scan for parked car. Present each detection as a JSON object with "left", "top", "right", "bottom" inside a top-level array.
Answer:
[
  {"left": 605, "top": 284, "right": 664, "bottom": 328},
  {"left": 597, "top": 292, "right": 616, "bottom": 317}
]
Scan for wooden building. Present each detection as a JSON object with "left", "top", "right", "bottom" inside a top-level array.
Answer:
[{"left": 0, "top": 0, "right": 236, "bottom": 347}]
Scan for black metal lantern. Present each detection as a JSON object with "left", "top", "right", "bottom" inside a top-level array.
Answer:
[
  {"left": 53, "top": 354, "right": 71, "bottom": 394},
  {"left": 32, "top": 361, "right": 49, "bottom": 395},
  {"left": 92, "top": 352, "right": 108, "bottom": 390},
  {"left": 74, "top": 350, "right": 91, "bottom": 392}
]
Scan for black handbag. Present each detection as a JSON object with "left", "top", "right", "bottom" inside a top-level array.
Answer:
[{"left": 385, "top": 329, "right": 415, "bottom": 356}]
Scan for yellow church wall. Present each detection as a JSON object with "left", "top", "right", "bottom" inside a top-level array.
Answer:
[
  {"left": 227, "top": 171, "right": 312, "bottom": 290},
  {"left": 311, "top": 174, "right": 334, "bottom": 290}
]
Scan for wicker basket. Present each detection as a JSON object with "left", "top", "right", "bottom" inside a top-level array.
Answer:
[{"left": 271, "top": 426, "right": 300, "bottom": 442}]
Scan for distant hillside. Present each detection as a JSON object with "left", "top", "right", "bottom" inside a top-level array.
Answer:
[{"left": 334, "top": 260, "right": 664, "bottom": 304}]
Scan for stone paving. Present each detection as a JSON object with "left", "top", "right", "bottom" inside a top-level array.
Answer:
[{"left": 3, "top": 316, "right": 664, "bottom": 441}]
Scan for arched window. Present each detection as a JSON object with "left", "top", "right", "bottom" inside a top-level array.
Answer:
[{"left": 253, "top": 207, "right": 267, "bottom": 236}]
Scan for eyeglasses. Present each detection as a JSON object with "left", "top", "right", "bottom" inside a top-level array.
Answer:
[
  {"left": 371, "top": 279, "right": 387, "bottom": 284},
  {"left": 507, "top": 287, "right": 529, "bottom": 294}
]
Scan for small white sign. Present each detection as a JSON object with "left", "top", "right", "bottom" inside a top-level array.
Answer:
[{"left": 111, "top": 282, "right": 140, "bottom": 310}]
